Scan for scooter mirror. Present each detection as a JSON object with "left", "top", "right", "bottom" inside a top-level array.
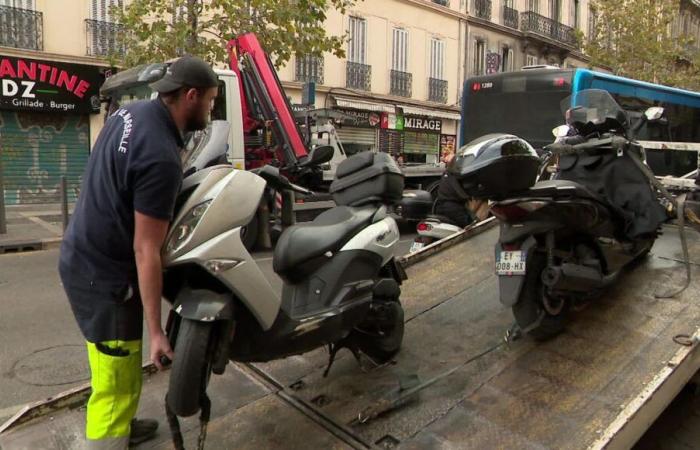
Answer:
[
  {"left": 552, "top": 125, "right": 571, "bottom": 138},
  {"left": 644, "top": 107, "right": 665, "bottom": 122}
]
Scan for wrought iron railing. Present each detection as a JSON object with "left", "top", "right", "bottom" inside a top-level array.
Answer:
[
  {"left": 428, "top": 78, "right": 448, "bottom": 103},
  {"left": 503, "top": 5, "right": 519, "bottom": 29},
  {"left": 521, "top": 11, "right": 577, "bottom": 47},
  {"left": 0, "top": 5, "right": 42, "bottom": 51},
  {"left": 295, "top": 55, "right": 324, "bottom": 84},
  {"left": 474, "top": 0, "right": 492, "bottom": 20},
  {"left": 390, "top": 70, "right": 412, "bottom": 97},
  {"left": 346, "top": 61, "right": 371, "bottom": 91},
  {"left": 86, "top": 19, "right": 125, "bottom": 57}
]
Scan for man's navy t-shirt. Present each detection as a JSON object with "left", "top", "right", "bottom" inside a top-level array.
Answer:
[{"left": 60, "top": 99, "right": 183, "bottom": 286}]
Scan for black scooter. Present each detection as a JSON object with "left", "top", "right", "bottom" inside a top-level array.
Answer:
[{"left": 451, "top": 89, "right": 669, "bottom": 339}]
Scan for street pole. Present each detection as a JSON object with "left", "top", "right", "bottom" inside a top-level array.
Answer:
[
  {"left": 0, "top": 139, "right": 6, "bottom": 235},
  {"left": 60, "top": 176, "right": 68, "bottom": 233}
]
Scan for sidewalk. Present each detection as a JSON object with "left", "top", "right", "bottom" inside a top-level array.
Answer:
[{"left": 0, "top": 204, "right": 71, "bottom": 254}]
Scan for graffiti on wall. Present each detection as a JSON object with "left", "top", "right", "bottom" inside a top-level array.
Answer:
[{"left": 0, "top": 111, "right": 88, "bottom": 205}]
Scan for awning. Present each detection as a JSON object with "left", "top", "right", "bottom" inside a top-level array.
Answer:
[
  {"left": 399, "top": 105, "right": 461, "bottom": 121},
  {"left": 334, "top": 96, "right": 396, "bottom": 113},
  {"left": 333, "top": 95, "right": 461, "bottom": 121}
]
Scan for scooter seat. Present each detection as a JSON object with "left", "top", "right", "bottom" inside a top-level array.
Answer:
[
  {"left": 527, "top": 180, "right": 605, "bottom": 203},
  {"left": 273, "top": 206, "right": 377, "bottom": 276}
]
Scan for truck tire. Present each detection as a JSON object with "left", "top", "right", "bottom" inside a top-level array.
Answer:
[
  {"left": 512, "top": 254, "right": 568, "bottom": 341},
  {"left": 167, "top": 319, "right": 213, "bottom": 417},
  {"left": 349, "top": 298, "right": 404, "bottom": 363}
]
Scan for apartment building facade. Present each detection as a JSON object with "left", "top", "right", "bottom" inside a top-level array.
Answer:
[
  {"left": 277, "top": 0, "right": 595, "bottom": 164},
  {"left": 0, "top": 0, "right": 123, "bottom": 205}
]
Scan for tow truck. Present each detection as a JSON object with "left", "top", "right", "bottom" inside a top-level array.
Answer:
[
  {"left": 2, "top": 215, "right": 699, "bottom": 449},
  {"left": 99, "top": 34, "right": 436, "bottom": 249}
]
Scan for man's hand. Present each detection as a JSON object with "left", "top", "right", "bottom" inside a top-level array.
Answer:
[{"left": 150, "top": 330, "right": 174, "bottom": 371}]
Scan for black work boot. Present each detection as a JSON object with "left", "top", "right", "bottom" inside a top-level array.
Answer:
[{"left": 129, "top": 418, "right": 159, "bottom": 446}]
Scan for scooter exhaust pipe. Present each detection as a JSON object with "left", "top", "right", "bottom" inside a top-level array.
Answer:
[{"left": 541, "top": 263, "right": 616, "bottom": 292}]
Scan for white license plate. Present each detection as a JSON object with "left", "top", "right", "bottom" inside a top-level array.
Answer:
[
  {"left": 410, "top": 241, "right": 425, "bottom": 253},
  {"left": 496, "top": 250, "right": 526, "bottom": 275}
]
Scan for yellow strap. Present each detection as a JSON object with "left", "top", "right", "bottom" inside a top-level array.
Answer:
[{"left": 85, "top": 340, "right": 142, "bottom": 441}]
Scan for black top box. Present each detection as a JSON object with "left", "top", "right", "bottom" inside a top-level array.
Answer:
[{"left": 330, "top": 152, "right": 404, "bottom": 206}]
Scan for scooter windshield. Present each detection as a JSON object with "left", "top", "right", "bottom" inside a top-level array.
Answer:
[
  {"left": 560, "top": 89, "right": 628, "bottom": 131},
  {"left": 181, "top": 120, "right": 231, "bottom": 175}
]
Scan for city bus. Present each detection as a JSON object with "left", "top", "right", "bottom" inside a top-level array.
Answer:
[{"left": 460, "top": 68, "right": 700, "bottom": 176}]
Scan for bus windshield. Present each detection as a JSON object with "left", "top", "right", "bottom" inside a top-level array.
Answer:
[{"left": 461, "top": 69, "right": 573, "bottom": 150}]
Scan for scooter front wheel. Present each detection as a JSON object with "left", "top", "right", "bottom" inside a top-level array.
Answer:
[{"left": 167, "top": 319, "right": 214, "bottom": 417}]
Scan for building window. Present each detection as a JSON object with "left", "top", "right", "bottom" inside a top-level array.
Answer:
[
  {"left": 86, "top": 0, "right": 125, "bottom": 57},
  {"left": 295, "top": 55, "right": 324, "bottom": 84},
  {"left": 429, "top": 38, "right": 447, "bottom": 103},
  {"left": 347, "top": 16, "right": 370, "bottom": 90},
  {"left": 548, "top": 0, "right": 559, "bottom": 21},
  {"left": 526, "top": 54, "right": 539, "bottom": 66},
  {"left": 529, "top": 0, "right": 539, "bottom": 13},
  {"left": 392, "top": 28, "right": 408, "bottom": 73},
  {"left": 348, "top": 16, "right": 367, "bottom": 64},
  {"left": 391, "top": 28, "right": 411, "bottom": 97},
  {"left": 473, "top": 39, "right": 486, "bottom": 75},
  {"left": 501, "top": 46, "right": 514, "bottom": 72},
  {"left": 572, "top": 0, "right": 580, "bottom": 29},
  {"left": 0, "top": 0, "right": 42, "bottom": 50}
]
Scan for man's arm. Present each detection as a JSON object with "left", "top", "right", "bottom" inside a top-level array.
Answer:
[{"left": 134, "top": 211, "right": 174, "bottom": 370}]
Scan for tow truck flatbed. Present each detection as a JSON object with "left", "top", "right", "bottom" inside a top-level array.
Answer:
[{"left": 2, "top": 222, "right": 699, "bottom": 449}]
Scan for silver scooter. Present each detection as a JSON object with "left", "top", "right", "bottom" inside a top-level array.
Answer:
[{"left": 162, "top": 122, "right": 407, "bottom": 417}]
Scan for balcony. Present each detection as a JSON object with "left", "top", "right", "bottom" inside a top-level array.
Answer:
[
  {"left": 503, "top": 5, "right": 519, "bottom": 29},
  {"left": 295, "top": 55, "right": 324, "bottom": 84},
  {"left": 0, "top": 5, "right": 42, "bottom": 51},
  {"left": 390, "top": 70, "right": 412, "bottom": 97},
  {"left": 428, "top": 78, "right": 448, "bottom": 103},
  {"left": 346, "top": 61, "right": 371, "bottom": 91},
  {"left": 521, "top": 11, "right": 577, "bottom": 48},
  {"left": 86, "top": 19, "right": 125, "bottom": 57},
  {"left": 473, "top": 0, "right": 492, "bottom": 20}
]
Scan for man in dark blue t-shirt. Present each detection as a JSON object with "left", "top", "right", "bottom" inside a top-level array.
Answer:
[{"left": 59, "top": 56, "right": 218, "bottom": 449}]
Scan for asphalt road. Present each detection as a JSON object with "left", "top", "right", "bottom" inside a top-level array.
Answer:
[{"left": 0, "top": 228, "right": 417, "bottom": 423}]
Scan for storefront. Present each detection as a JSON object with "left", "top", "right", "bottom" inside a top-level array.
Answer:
[
  {"left": 332, "top": 95, "right": 460, "bottom": 164},
  {"left": 0, "top": 55, "right": 103, "bottom": 205}
]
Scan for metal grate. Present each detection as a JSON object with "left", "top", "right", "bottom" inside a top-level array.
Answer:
[
  {"left": 0, "top": 5, "right": 42, "bottom": 50},
  {"left": 521, "top": 10, "right": 577, "bottom": 47},
  {"left": 390, "top": 70, "right": 412, "bottom": 97},
  {"left": 85, "top": 19, "right": 125, "bottom": 57},
  {"left": 295, "top": 55, "right": 324, "bottom": 84},
  {"left": 346, "top": 61, "right": 371, "bottom": 91},
  {"left": 428, "top": 78, "right": 448, "bottom": 103},
  {"left": 503, "top": 5, "right": 519, "bottom": 29},
  {"left": 474, "top": 0, "right": 492, "bottom": 20}
]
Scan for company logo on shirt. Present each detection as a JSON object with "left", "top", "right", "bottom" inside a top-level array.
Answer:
[{"left": 115, "top": 109, "right": 133, "bottom": 154}]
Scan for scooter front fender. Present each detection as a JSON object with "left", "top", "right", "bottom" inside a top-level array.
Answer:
[
  {"left": 498, "top": 236, "right": 537, "bottom": 307},
  {"left": 173, "top": 286, "right": 234, "bottom": 322}
]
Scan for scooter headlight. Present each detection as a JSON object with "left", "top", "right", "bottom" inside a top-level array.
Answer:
[{"left": 166, "top": 200, "right": 212, "bottom": 253}]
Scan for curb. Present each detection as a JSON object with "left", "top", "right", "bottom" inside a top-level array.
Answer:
[{"left": 0, "top": 237, "right": 62, "bottom": 255}]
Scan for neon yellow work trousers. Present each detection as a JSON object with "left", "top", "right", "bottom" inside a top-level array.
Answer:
[{"left": 85, "top": 340, "right": 142, "bottom": 450}]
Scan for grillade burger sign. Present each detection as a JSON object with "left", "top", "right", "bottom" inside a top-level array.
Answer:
[{"left": 0, "top": 55, "right": 103, "bottom": 114}]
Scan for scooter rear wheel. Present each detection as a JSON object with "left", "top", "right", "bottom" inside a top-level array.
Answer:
[
  {"left": 167, "top": 319, "right": 213, "bottom": 417},
  {"left": 349, "top": 298, "right": 404, "bottom": 363},
  {"left": 512, "top": 254, "right": 568, "bottom": 341}
]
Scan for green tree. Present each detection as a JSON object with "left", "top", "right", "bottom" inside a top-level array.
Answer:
[
  {"left": 585, "top": 0, "right": 700, "bottom": 90},
  {"left": 110, "top": 0, "right": 356, "bottom": 68}
]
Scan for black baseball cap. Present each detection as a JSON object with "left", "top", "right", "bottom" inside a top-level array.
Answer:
[{"left": 150, "top": 55, "right": 218, "bottom": 93}]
